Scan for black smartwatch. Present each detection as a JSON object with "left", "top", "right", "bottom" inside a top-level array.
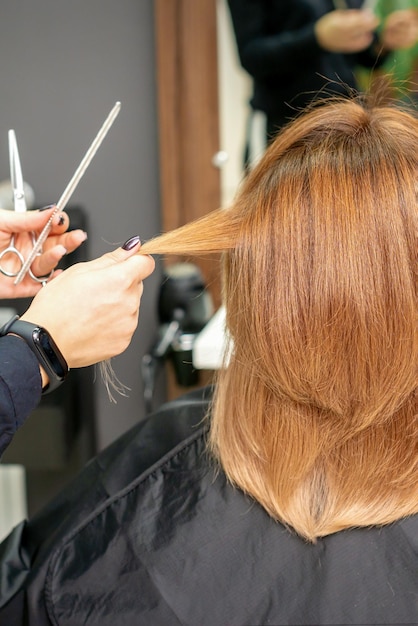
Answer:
[{"left": 0, "top": 315, "right": 68, "bottom": 394}]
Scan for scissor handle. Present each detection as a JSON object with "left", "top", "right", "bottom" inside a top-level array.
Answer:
[
  {"left": 0, "top": 237, "right": 25, "bottom": 277},
  {"left": 26, "top": 232, "right": 52, "bottom": 284},
  {"left": 29, "top": 266, "right": 53, "bottom": 285},
  {"left": 0, "top": 232, "right": 52, "bottom": 284}
]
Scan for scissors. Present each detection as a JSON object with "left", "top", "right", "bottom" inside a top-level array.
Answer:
[
  {"left": 0, "top": 130, "right": 50, "bottom": 284},
  {"left": 12, "top": 101, "right": 121, "bottom": 285}
]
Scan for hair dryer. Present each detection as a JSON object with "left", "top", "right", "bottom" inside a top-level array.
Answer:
[{"left": 142, "top": 263, "right": 214, "bottom": 413}]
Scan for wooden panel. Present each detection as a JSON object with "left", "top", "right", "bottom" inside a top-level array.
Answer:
[
  {"left": 154, "top": 0, "right": 222, "bottom": 308},
  {"left": 154, "top": 0, "right": 182, "bottom": 233},
  {"left": 177, "top": 1, "right": 221, "bottom": 223},
  {"left": 155, "top": 0, "right": 222, "bottom": 399}
]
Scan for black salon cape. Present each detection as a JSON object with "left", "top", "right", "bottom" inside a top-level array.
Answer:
[{"left": 0, "top": 387, "right": 417, "bottom": 625}]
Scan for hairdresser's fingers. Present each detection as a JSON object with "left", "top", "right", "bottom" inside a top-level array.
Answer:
[
  {"left": 92, "top": 249, "right": 155, "bottom": 288},
  {"left": 84, "top": 235, "right": 155, "bottom": 278},
  {"left": 40, "top": 229, "right": 88, "bottom": 256},
  {"left": 29, "top": 230, "right": 88, "bottom": 277},
  {"left": 46, "top": 211, "right": 70, "bottom": 234},
  {"left": 1, "top": 206, "right": 70, "bottom": 235},
  {"left": 315, "top": 9, "right": 379, "bottom": 53},
  {"left": 21, "top": 238, "right": 155, "bottom": 367},
  {"left": 0, "top": 272, "right": 59, "bottom": 300},
  {"left": 39, "top": 206, "right": 73, "bottom": 235},
  {"left": 29, "top": 245, "right": 67, "bottom": 278},
  {"left": 0, "top": 207, "right": 78, "bottom": 267},
  {"left": 381, "top": 9, "right": 418, "bottom": 50},
  {"left": 0, "top": 207, "right": 53, "bottom": 234}
]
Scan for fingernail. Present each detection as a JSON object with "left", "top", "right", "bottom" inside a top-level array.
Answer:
[
  {"left": 57, "top": 215, "right": 65, "bottom": 226},
  {"left": 122, "top": 235, "right": 141, "bottom": 250},
  {"left": 39, "top": 204, "right": 56, "bottom": 211},
  {"left": 73, "top": 231, "right": 88, "bottom": 243}
]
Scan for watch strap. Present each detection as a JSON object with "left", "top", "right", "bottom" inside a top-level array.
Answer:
[{"left": 0, "top": 315, "right": 68, "bottom": 394}]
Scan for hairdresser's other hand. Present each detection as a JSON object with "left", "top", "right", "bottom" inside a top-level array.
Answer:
[
  {"left": 315, "top": 9, "right": 379, "bottom": 53},
  {"left": 0, "top": 206, "right": 87, "bottom": 299},
  {"left": 20, "top": 236, "right": 155, "bottom": 369},
  {"left": 380, "top": 9, "right": 418, "bottom": 51}
]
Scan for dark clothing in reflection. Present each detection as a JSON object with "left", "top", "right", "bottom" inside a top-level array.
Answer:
[{"left": 228, "top": 0, "right": 385, "bottom": 139}]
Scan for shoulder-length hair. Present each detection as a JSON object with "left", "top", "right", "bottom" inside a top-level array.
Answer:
[{"left": 142, "top": 97, "right": 418, "bottom": 541}]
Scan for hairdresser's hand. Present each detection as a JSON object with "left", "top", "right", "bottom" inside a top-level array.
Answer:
[
  {"left": 21, "top": 236, "right": 155, "bottom": 372},
  {"left": 0, "top": 206, "right": 87, "bottom": 299},
  {"left": 380, "top": 9, "right": 418, "bottom": 51},
  {"left": 315, "top": 9, "right": 379, "bottom": 53}
]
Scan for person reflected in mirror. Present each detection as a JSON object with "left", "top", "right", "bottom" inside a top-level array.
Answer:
[{"left": 227, "top": 0, "right": 418, "bottom": 151}]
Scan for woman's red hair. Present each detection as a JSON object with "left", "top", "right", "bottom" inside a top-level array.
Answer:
[{"left": 142, "top": 97, "right": 417, "bottom": 540}]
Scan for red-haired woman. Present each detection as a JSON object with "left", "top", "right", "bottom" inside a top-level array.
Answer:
[{"left": 1, "top": 97, "right": 416, "bottom": 625}]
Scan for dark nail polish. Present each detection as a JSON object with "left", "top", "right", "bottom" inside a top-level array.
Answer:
[
  {"left": 57, "top": 215, "right": 65, "bottom": 226},
  {"left": 39, "top": 204, "right": 56, "bottom": 211},
  {"left": 122, "top": 235, "right": 141, "bottom": 251}
]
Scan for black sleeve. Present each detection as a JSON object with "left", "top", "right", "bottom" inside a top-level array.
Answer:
[
  {"left": 227, "top": 0, "right": 387, "bottom": 79},
  {"left": 0, "top": 335, "right": 42, "bottom": 457},
  {"left": 227, "top": 0, "right": 321, "bottom": 80}
]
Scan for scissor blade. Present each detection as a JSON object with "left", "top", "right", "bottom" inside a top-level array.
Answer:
[
  {"left": 14, "top": 101, "right": 121, "bottom": 285},
  {"left": 56, "top": 101, "right": 121, "bottom": 211},
  {"left": 8, "top": 130, "right": 26, "bottom": 213}
]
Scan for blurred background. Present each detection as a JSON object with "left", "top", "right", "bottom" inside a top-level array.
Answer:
[
  {"left": 0, "top": 0, "right": 252, "bottom": 531},
  {"left": 0, "top": 0, "right": 162, "bottom": 446},
  {"left": 7, "top": 0, "right": 416, "bottom": 533}
]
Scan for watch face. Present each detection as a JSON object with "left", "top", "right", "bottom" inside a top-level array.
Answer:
[{"left": 34, "top": 328, "right": 67, "bottom": 379}]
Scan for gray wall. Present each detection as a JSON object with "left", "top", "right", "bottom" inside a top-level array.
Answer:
[{"left": 0, "top": 0, "right": 163, "bottom": 449}]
